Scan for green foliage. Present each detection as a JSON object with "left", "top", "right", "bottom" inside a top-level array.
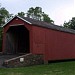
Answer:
[
  {"left": 42, "top": 13, "right": 54, "bottom": 23},
  {"left": 27, "top": 7, "right": 54, "bottom": 23},
  {"left": 0, "top": 6, "right": 11, "bottom": 50},
  {"left": 63, "top": 17, "right": 75, "bottom": 30},
  {"left": 0, "top": 7, "right": 9, "bottom": 25},
  {"left": 0, "top": 6, "right": 13, "bottom": 26},
  {"left": 27, "top": 7, "right": 42, "bottom": 20},
  {"left": 0, "top": 5, "right": 13, "bottom": 50},
  {"left": 17, "top": 12, "right": 25, "bottom": 17}
]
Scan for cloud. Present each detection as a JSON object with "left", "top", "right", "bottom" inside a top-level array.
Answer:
[
  {"left": 0, "top": 0, "right": 74, "bottom": 25},
  {"left": 74, "top": 0, "right": 75, "bottom": 16}
]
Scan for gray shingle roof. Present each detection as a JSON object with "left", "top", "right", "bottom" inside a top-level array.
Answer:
[
  {"left": 22, "top": 17, "right": 75, "bottom": 34},
  {"left": 3, "top": 16, "right": 75, "bottom": 34}
]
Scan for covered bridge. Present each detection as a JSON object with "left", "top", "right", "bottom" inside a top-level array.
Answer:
[{"left": 2, "top": 16, "right": 75, "bottom": 63}]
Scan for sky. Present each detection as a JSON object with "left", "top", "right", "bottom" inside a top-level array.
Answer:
[{"left": 0, "top": 0, "right": 75, "bottom": 25}]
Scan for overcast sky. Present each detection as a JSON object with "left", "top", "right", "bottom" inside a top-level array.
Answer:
[{"left": 0, "top": 0, "right": 75, "bottom": 25}]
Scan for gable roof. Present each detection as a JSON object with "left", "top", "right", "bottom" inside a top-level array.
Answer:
[{"left": 3, "top": 16, "right": 75, "bottom": 34}]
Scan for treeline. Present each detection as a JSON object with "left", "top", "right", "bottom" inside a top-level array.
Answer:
[{"left": 0, "top": 6, "right": 54, "bottom": 26}]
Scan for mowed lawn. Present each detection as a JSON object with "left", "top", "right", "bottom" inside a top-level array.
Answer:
[{"left": 0, "top": 61, "right": 75, "bottom": 75}]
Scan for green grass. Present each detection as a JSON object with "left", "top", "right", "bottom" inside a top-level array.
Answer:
[{"left": 0, "top": 61, "right": 75, "bottom": 75}]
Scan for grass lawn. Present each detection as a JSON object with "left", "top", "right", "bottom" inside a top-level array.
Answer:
[{"left": 0, "top": 61, "right": 75, "bottom": 75}]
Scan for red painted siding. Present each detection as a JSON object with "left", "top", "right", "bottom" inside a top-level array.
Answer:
[
  {"left": 32, "top": 25, "right": 75, "bottom": 61},
  {"left": 3, "top": 17, "right": 75, "bottom": 62},
  {"left": 32, "top": 26, "right": 45, "bottom": 54},
  {"left": 5, "top": 17, "right": 25, "bottom": 27},
  {"left": 4, "top": 17, "right": 31, "bottom": 32},
  {"left": 45, "top": 29, "right": 75, "bottom": 61}
]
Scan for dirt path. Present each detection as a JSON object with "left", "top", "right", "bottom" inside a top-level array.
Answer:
[{"left": 0, "top": 54, "right": 19, "bottom": 68}]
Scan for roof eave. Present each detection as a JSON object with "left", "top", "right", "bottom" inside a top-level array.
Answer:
[
  {"left": 2, "top": 16, "right": 32, "bottom": 27},
  {"left": 17, "top": 16, "right": 32, "bottom": 24}
]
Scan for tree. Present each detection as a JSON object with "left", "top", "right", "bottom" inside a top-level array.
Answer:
[
  {"left": 0, "top": 7, "right": 12, "bottom": 25},
  {"left": 27, "top": 7, "right": 54, "bottom": 23},
  {"left": 0, "top": 6, "right": 13, "bottom": 50},
  {"left": 27, "top": 7, "right": 35, "bottom": 18},
  {"left": 17, "top": 12, "right": 25, "bottom": 17},
  {"left": 42, "top": 13, "right": 54, "bottom": 23},
  {"left": 63, "top": 17, "right": 75, "bottom": 30}
]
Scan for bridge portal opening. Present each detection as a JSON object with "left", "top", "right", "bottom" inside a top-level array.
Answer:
[{"left": 5, "top": 25, "right": 30, "bottom": 54}]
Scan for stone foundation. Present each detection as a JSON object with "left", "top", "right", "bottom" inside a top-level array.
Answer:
[{"left": 3, "top": 53, "right": 44, "bottom": 68}]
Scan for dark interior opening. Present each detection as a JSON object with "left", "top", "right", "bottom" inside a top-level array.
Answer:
[{"left": 5, "top": 25, "right": 30, "bottom": 54}]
